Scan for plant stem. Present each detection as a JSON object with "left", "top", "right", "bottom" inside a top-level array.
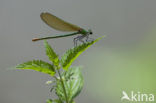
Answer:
[{"left": 57, "top": 69, "right": 69, "bottom": 103}]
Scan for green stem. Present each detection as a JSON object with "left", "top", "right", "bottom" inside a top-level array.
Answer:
[{"left": 57, "top": 69, "right": 69, "bottom": 103}]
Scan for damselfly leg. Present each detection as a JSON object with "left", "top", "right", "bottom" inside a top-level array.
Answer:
[
  {"left": 73, "top": 34, "right": 94, "bottom": 46},
  {"left": 85, "top": 34, "right": 94, "bottom": 42},
  {"left": 74, "top": 35, "right": 86, "bottom": 47}
]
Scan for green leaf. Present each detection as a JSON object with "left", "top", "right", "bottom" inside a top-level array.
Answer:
[
  {"left": 70, "top": 100, "right": 75, "bottom": 103},
  {"left": 44, "top": 40, "right": 60, "bottom": 67},
  {"left": 45, "top": 80, "right": 53, "bottom": 85},
  {"left": 46, "top": 99, "right": 63, "bottom": 103},
  {"left": 55, "top": 67, "right": 83, "bottom": 102},
  {"left": 16, "top": 60, "right": 55, "bottom": 76},
  {"left": 53, "top": 99, "right": 63, "bottom": 103},
  {"left": 46, "top": 99, "right": 53, "bottom": 103},
  {"left": 61, "top": 36, "right": 105, "bottom": 70}
]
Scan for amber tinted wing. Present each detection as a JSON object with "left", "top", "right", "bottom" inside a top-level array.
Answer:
[{"left": 40, "top": 12, "right": 81, "bottom": 32}]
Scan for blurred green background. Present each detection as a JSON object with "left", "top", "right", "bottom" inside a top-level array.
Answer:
[{"left": 0, "top": 0, "right": 156, "bottom": 103}]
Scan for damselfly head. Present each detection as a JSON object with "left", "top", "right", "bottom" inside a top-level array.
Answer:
[{"left": 88, "top": 29, "right": 93, "bottom": 35}]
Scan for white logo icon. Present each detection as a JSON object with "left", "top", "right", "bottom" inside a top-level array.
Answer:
[{"left": 121, "top": 91, "right": 130, "bottom": 101}]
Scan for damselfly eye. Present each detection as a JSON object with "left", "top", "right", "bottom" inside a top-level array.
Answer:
[{"left": 90, "top": 32, "right": 93, "bottom": 34}]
